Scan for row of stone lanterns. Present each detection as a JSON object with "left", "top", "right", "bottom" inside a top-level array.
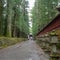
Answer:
[
  {"left": 36, "top": 31, "right": 60, "bottom": 60},
  {"left": 36, "top": 34, "right": 51, "bottom": 56}
]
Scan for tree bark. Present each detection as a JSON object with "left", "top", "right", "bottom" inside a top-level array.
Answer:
[{"left": 6, "top": 0, "right": 12, "bottom": 37}]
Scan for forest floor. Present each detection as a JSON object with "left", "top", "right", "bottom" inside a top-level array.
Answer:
[{"left": 0, "top": 40, "right": 49, "bottom": 60}]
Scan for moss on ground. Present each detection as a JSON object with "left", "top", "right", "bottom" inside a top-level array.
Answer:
[{"left": 0, "top": 37, "right": 27, "bottom": 48}]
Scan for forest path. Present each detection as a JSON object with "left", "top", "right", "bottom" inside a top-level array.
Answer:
[{"left": 0, "top": 40, "right": 49, "bottom": 60}]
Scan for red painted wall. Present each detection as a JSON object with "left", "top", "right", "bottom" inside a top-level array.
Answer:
[{"left": 37, "top": 14, "right": 60, "bottom": 36}]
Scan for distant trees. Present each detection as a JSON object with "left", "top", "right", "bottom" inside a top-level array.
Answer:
[
  {"left": 32, "top": 0, "right": 58, "bottom": 36},
  {"left": 0, "top": 0, "right": 4, "bottom": 36},
  {"left": 0, "top": 0, "right": 29, "bottom": 38}
]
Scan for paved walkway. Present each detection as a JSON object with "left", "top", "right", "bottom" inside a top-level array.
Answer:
[{"left": 0, "top": 40, "right": 49, "bottom": 60}]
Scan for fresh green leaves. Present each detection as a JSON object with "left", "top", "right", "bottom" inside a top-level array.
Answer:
[{"left": 32, "top": 0, "right": 58, "bottom": 36}]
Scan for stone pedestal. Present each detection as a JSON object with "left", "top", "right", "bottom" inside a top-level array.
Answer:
[
  {"left": 40, "top": 35, "right": 46, "bottom": 49},
  {"left": 36, "top": 36, "right": 44, "bottom": 47},
  {"left": 43, "top": 34, "right": 51, "bottom": 55},
  {"left": 50, "top": 35, "right": 60, "bottom": 60}
]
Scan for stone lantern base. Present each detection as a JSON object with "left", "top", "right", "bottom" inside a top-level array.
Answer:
[{"left": 50, "top": 52, "right": 60, "bottom": 60}]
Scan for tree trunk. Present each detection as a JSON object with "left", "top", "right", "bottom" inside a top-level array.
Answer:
[
  {"left": 0, "top": 0, "right": 4, "bottom": 36},
  {"left": 6, "top": 0, "right": 12, "bottom": 37}
]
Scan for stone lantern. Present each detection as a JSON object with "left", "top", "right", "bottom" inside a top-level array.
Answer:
[
  {"left": 44, "top": 34, "right": 51, "bottom": 55},
  {"left": 50, "top": 32, "right": 60, "bottom": 60},
  {"left": 41, "top": 35, "right": 47, "bottom": 50},
  {"left": 50, "top": 35, "right": 58, "bottom": 44},
  {"left": 38, "top": 36, "right": 43, "bottom": 46},
  {"left": 39, "top": 36, "right": 44, "bottom": 46},
  {"left": 45, "top": 34, "right": 50, "bottom": 48},
  {"left": 50, "top": 34, "right": 58, "bottom": 53}
]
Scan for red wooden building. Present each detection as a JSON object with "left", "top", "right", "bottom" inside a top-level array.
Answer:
[{"left": 37, "top": 14, "right": 60, "bottom": 36}]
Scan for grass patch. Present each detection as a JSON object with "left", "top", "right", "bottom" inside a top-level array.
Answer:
[{"left": 0, "top": 37, "right": 27, "bottom": 48}]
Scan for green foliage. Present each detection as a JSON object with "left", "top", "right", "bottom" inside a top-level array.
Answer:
[
  {"left": 0, "top": 0, "right": 29, "bottom": 37},
  {"left": 32, "top": 0, "right": 58, "bottom": 36}
]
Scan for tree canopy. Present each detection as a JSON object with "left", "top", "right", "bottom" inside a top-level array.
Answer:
[
  {"left": 0, "top": 0, "right": 29, "bottom": 38},
  {"left": 32, "top": 0, "right": 59, "bottom": 36}
]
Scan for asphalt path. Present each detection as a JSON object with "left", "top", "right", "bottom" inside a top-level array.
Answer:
[{"left": 0, "top": 40, "right": 49, "bottom": 60}]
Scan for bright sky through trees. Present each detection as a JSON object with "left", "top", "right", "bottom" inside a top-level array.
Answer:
[
  {"left": 28, "top": 0, "right": 35, "bottom": 10},
  {"left": 28, "top": 0, "right": 35, "bottom": 33},
  {"left": 28, "top": 0, "right": 35, "bottom": 25}
]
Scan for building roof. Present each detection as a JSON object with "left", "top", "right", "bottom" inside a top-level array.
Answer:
[{"left": 37, "top": 14, "right": 60, "bottom": 36}]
